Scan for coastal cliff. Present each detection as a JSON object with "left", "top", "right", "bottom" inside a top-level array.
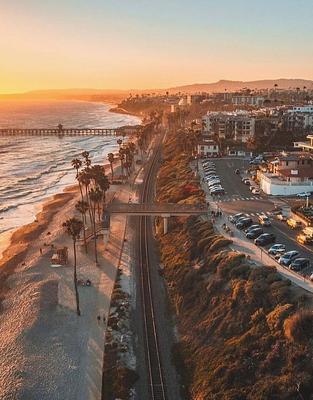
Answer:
[{"left": 156, "top": 130, "right": 313, "bottom": 399}]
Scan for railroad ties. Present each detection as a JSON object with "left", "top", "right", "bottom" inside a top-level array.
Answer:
[{"left": 0, "top": 128, "right": 119, "bottom": 137}]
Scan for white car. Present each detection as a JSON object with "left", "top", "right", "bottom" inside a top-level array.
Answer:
[
  {"left": 268, "top": 244, "right": 286, "bottom": 255},
  {"left": 252, "top": 187, "right": 260, "bottom": 195},
  {"left": 208, "top": 181, "right": 221, "bottom": 187},
  {"left": 296, "top": 192, "right": 311, "bottom": 198}
]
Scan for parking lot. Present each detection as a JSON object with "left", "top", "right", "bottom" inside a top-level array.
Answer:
[{"left": 199, "top": 157, "right": 313, "bottom": 280}]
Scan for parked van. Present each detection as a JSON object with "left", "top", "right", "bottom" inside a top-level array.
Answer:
[
  {"left": 287, "top": 218, "right": 302, "bottom": 229},
  {"left": 258, "top": 215, "right": 271, "bottom": 227}
]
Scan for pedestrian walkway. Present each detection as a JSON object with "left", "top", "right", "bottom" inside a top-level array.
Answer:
[{"left": 214, "top": 195, "right": 263, "bottom": 203}]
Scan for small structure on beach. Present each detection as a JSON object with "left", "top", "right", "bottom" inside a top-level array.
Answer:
[{"left": 51, "top": 247, "right": 69, "bottom": 265}]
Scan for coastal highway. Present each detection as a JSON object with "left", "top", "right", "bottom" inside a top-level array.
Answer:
[{"left": 201, "top": 158, "right": 313, "bottom": 275}]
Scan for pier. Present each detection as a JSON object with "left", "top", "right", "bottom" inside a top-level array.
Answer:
[{"left": 0, "top": 127, "right": 120, "bottom": 137}]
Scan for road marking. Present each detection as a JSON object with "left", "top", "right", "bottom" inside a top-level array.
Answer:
[{"left": 250, "top": 213, "right": 255, "bottom": 216}]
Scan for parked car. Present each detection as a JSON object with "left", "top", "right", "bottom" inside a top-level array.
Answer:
[
  {"left": 246, "top": 227, "right": 263, "bottom": 239},
  {"left": 258, "top": 215, "right": 271, "bottom": 227},
  {"left": 211, "top": 188, "right": 225, "bottom": 195},
  {"left": 236, "top": 218, "right": 253, "bottom": 230},
  {"left": 254, "top": 233, "right": 276, "bottom": 246},
  {"left": 297, "top": 234, "right": 313, "bottom": 245},
  {"left": 208, "top": 181, "right": 221, "bottom": 188},
  {"left": 268, "top": 244, "right": 286, "bottom": 255},
  {"left": 276, "top": 214, "right": 287, "bottom": 222},
  {"left": 229, "top": 213, "right": 245, "bottom": 223},
  {"left": 252, "top": 188, "right": 260, "bottom": 195},
  {"left": 296, "top": 192, "right": 311, "bottom": 198},
  {"left": 287, "top": 218, "right": 302, "bottom": 229},
  {"left": 235, "top": 169, "right": 240, "bottom": 174},
  {"left": 244, "top": 224, "right": 261, "bottom": 233},
  {"left": 206, "top": 176, "right": 220, "bottom": 182},
  {"left": 289, "top": 258, "right": 310, "bottom": 271},
  {"left": 278, "top": 250, "right": 300, "bottom": 266}
]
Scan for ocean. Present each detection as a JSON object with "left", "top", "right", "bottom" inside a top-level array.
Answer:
[{"left": 0, "top": 100, "right": 140, "bottom": 256}]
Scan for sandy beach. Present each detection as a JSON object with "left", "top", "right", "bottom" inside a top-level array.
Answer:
[{"left": 0, "top": 152, "right": 134, "bottom": 399}]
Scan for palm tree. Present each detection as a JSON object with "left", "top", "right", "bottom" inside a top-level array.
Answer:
[
  {"left": 107, "top": 153, "right": 115, "bottom": 179},
  {"left": 63, "top": 217, "right": 83, "bottom": 316},
  {"left": 82, "top": 151, "right": 91, "bottom": 167},
  {"left": 72, "top": 158, "right": 84, "bottom": 201},
  {"left": 78, "top": 169, "right": 92, "bottom": 224},
  {"left": 117, "top": 138, "right": 123, "bottom": 148},
  {"left": 72, "top": 158, "right": 82, "bottom": 177},
  {"left": 75, "top": 200, "right": 89, "bottom": 253},
  {"left": 119, "top": 149, "right": 125, "bottom": 177},
  {"left": 89, "top": 188, "right": 102, "bottom": 264}
]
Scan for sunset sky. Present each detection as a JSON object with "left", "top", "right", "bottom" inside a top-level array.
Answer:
[{"left": 1, "top": 0, "right": 313, "bottom": 93}]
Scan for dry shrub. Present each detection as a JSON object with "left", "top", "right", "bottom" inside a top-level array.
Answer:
[
  {"left": 207, "top": 237, "right": 232, "bottom": 254},
  {"left": 266, "top": 303, "right": 294, "bottom": 331},
  {"left": 217, "top": 252, "right": 245, "bottom": 279},
  {"left": 248, "top": 265, "right": 274, "bottom": 282},
  {"left": 284, "top": 310, "right": 313, "bottom": 343},
  {"left": 229, "top": 264, "right": 250, "bottom": 280},
  {"left": 266, "top": 272, "right": 281, "bottom": 284},
  {"left": 231, "top": 280, "right": 246, "bottom": 302},
  {"left": 251, "top": 308, "right": 266, "bottom": 324}
]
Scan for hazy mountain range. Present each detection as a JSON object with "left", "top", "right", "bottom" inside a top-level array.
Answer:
[{"left": 1, "top": 79, "right": 312, "bottom": 101}]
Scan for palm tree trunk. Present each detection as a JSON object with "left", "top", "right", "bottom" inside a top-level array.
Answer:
[
  {"left": 85, "top": 186, "right": 93, "bottom": 226},
  {"left": 82, "top": 214, "right": 88, "bottom": 254},
  {"left": 110, "top": 163, "right": 114, "bottom": 179},
  {"left": 91, "top": 205, "right": 98, "bottom": 264},
  {"left": 73, "top": 240, "right": 81, "bottom": 316}
]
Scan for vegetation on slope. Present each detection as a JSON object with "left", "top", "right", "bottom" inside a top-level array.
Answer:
[{"left": 156, "top": 131, "right": 313, "bottom": 400}]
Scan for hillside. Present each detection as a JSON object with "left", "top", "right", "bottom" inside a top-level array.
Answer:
[
  {"left": 155, "top": 130, "right": 313, "bottom": 399},
  {"left": 167, "top": 78, "right": 313, "bottom": 94},
  {"left": 1, "top": 78, "right": 313, "bottom": 101}
]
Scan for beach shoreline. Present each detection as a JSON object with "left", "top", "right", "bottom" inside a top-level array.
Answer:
[
  {"left": 108, "top": 105, "right": 142, "bottom": 118},
  {"left": 0, "top": 184, "right": 79, "bottom": 297}
]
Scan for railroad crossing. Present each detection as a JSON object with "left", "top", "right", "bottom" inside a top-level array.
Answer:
[{"left": 104, "top": 202, "right": 207, "bottom": 233}]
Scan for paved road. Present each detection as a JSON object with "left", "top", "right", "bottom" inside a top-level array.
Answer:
[{"left": 200, "top": 158, "right": 313, "bottom": 277}]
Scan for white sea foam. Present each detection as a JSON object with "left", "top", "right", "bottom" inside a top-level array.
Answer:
[{"left": 0, "top": 100, "right": 140, "bottom": 255}]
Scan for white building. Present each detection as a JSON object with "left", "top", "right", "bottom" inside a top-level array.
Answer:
[
  {"left": 294, "top": 134, "right": 313, "bottom": 153},
  {"left": 202, "top": 111, "right": 255, "bottom": 143},
  {"left": 231, "top": 96, "right": 264, "bottom": 106},
  {"left": 197, "top": 140, "right": 219, "bottom": 157},
  {"left": 285, "top": 106, "right": 313, "bottom": 130},
  {"left": 259, "top": 152, "right": 313, "bottom": 195}
]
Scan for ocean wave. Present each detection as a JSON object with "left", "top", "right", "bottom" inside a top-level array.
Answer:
[{"left": 0, "top": 204, "right": 18, "bottom": 213}]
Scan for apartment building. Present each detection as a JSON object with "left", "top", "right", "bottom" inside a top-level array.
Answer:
[
  {"left": 231, "top": 95, "right": 265, "bottom": 106},
  {"left": 197, "top": 139, "right": 219, "bottom": 157},
  {"left": 284, "top": 106, "right": 313, "bottom": 130},
  {"left": 202, "top": 111, "right": 255, "bottom": 143}
]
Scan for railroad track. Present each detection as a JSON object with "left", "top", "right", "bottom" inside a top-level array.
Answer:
[{"left": 138, "top": 138, "right": 167, "bottom": 400}]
